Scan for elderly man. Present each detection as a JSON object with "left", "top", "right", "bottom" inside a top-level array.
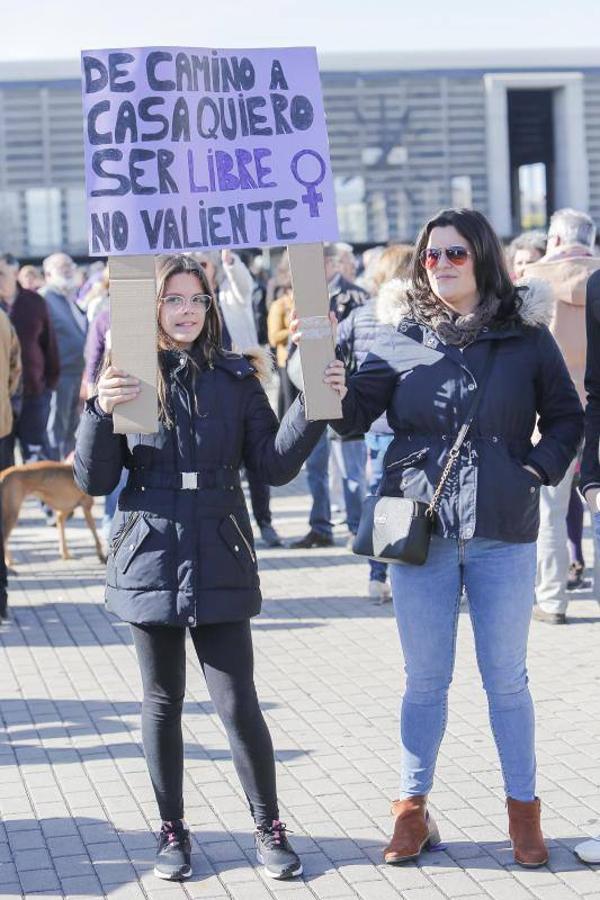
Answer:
[
  {"left": 0, "top": 253, "right": 59, "bottom": 462},
  {"left": 525, "top": 209, "right": 600, "bottom": 623},
  {"left": 42, "top": 253, "right": 87, "bottom": 461}
]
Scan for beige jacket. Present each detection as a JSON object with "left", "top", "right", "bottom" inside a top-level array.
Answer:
[
  {"left": 267, "top": 292, "right": 294, "bottom": 368},
  {"left": 0, "top": 308, "right": 22, "bottom": 440},
  {"left": 524, "top": 251, "right": 600, "bottom": 402}
]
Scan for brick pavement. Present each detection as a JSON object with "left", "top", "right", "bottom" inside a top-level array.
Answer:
[{"left": 1, "top": 474, "right": 600, "bottom": 899}]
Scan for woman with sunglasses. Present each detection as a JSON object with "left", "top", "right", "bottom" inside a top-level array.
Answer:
[
  {"left": 297, "top": 208, "right": 583, "bottom": 868},
  {"left": 74, "top": 254, "right": 328, "bottom": 882}
]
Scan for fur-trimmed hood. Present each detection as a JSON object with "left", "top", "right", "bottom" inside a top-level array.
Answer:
[
  {"left": 376, "top": 277, "right": 554, "bottom": 330},
  {"left": 242, "top": 346, "right": 274, "bottom": 385}
]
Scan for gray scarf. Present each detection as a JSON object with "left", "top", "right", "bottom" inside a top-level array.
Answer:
[{"left": 407, "top": 291, "right": 502, "bottom": 347}]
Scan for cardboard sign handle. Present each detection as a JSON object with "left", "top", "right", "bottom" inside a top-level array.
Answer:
[
  {"left": 288, "top": 243, "right": 342, "bottom": 422},
  {"left": 108, "top": 255, "right": 159, "bottom": 434}
]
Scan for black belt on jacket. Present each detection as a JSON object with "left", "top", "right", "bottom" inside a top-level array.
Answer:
[{"left": 128, "top": 468, "right": 242, "bottom": 491}]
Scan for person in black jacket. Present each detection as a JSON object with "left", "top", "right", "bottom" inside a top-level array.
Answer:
[
  {"left": 295, "top": 209, "right": 583, "bottom": 870},
  {"left": 579, "top": 268, "right": 600, "bottom": 584},
  {"left": 74, "top": 254, "right": 326, "bottom": 883},
  {"left": 580, "top": 269, "right": 600, "bottom": 499}
]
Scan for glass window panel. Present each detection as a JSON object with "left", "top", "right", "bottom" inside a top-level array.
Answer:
[
  {"left": 0, "top": 191, "right": 25, "bottom": 257},
  {"left": 65, "top": 187, "right": 88, "bottom": 254},
  {"left": 518, "top": 163, "right": 547, "bottom": 229},
  {"left": 25, "top": 188, "right": 62, "bottom": 256},
  {"left": 451, "top": 175, "right": 473, "bottom": 209},
  {"left": 335, "top": 176, "right": 367, "bottom": 242}
]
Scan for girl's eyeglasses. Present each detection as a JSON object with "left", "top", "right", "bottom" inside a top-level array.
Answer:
[
  {"left": 161, "top": 293, "right": 212, "bottom": 310},
  {"left": 419, "top": 246, "right": 472, "bottom": 270}
]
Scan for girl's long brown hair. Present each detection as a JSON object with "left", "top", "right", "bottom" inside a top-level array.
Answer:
[
  {"left": 155, "top": 254, "right": 223, "bottom": 426},
  {"left": 100, "top": 254, "right": 223, "bottom": 428}
]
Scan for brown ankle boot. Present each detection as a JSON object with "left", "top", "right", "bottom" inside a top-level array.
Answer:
[
  {"left": 383, "top": 796, "right": 441, "bottom": 864},
  {"left": 507, "top": 797, "right": 548, "bottom": 867}
]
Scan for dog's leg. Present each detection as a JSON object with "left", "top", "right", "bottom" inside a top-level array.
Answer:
[
  {"left": 82, "top": 502, "right": 107, "bottom": 564},
  {"left": 2, "top": 481, "right": 24, "bottom": 570},
  {"left": 56, "top": 511, "right": 70, "bottom": 560}
]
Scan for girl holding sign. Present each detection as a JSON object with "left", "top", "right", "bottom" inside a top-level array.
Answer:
[{"left": 74, "top": 254, "right": 326, "bottom": 882}]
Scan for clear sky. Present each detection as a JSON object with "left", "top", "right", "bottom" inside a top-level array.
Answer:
[{"left": 3, "top": 0, "right": 600, "bottom": 59}]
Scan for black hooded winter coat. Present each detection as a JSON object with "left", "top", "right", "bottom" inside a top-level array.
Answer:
[{"left": 74, "top": 347, "right": 325, "bottom": 626}]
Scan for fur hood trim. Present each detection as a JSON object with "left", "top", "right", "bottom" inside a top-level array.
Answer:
[
  {"left": 242, "top": 346, "right": 274, "bottom": 384},
  {"left": 376, "top": 277, "right": 554, "bottom": 329}
]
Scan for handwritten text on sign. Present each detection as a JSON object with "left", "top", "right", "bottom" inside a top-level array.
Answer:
[{"left": 80, "top": 47, "right": 339, "bottom": 255}]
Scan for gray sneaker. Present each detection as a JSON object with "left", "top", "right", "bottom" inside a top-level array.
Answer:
[
  {"left": 532, "top": 606, "right": 566, "bottom": 625},
  {"left": 154, "top": 820, "right": 192, "bottom": 881},
  {"left": 255, "top": 820, "right": 302, "bottom": 879}
]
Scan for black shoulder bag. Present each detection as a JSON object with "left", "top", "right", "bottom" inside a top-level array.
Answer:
[{"left": 352, "top": 343, "right": 498, "bottom": 566}]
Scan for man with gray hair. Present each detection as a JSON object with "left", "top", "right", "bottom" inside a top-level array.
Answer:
[
  {"left": 42, "top": 252, "right": 87, "bottom": 462},
  {"left": 525, "top": 208, "right": 600, "bottom": 623}
]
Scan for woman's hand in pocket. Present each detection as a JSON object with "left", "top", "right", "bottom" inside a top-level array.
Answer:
[{"left": 522, "top": 464, "right": 542, "bottom": 480}]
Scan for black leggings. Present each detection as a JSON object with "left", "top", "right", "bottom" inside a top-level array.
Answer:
[{"left": 130, "top": 620, "right": 278, "bottom": 826}]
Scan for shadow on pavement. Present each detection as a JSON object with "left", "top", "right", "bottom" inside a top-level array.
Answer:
[{"left": 0, "top": 816, "right": 595, "bottom": 895}]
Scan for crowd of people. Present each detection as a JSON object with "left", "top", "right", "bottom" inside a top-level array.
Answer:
[{"left": 2, "top": 204, "right": 600, "bottom": 876}]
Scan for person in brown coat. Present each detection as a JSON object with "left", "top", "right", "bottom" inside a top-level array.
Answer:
[
  {"left": 0, "top": 305, "right": 22, "bottom": 469},
  {"left": 0, "top": 301, "right": 23, "bottom": 620},
  {"left": 267, "top": 288, "right": 297, "bottom": 419}
]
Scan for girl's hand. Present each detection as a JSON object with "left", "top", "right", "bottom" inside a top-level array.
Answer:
[
  {"left": 323, "top": 359, "right": 348, "bottom": 400},
  {"left": 289, "top": 310, "right": 346, "bottom": 398},
  {"left": 97, "top": 366, "right": 140, "bottom": 414}
]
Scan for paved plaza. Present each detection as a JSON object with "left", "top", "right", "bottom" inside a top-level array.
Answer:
[{"left": 1, "top": 474, "right": 600, "bottom": 899}]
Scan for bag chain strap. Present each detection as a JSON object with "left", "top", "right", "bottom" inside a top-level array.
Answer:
[{"left": 425, "top": 344, "right": 498, "bottom": 520}]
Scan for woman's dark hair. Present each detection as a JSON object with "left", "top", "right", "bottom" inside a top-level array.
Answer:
[{"left": 410, "top": 208, "right": 523, "bottom": 323}]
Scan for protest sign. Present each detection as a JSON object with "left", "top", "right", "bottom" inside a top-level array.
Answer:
[{"left": 81, "top": 46, "right": 339, "bottom": 255}]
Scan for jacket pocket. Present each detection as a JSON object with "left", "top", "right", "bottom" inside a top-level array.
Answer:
[
  {"left": 112, "top": 513, "right": 176, "bottom": 591},
  {"left": 116, "top": 518, "right": 151, "bottom": 574},
  {"left": 386, "top": 447, "right": 430, "bottom": 470},
  {"left": 478, "top": 444, "right": 540, "bottom": 540},
  {"left": 198, "top": 514, "right": 258, "bottom": 591}
]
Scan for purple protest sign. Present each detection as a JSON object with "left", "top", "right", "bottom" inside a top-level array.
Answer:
[{"left": 80, "top": 46, "right": 339, "bottom": 255}]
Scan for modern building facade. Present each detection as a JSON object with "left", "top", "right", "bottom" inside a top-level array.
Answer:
[{"left": 0, "top": 50, "right": 599, "bottom": 257}]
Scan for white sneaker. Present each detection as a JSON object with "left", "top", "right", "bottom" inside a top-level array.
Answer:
[
  {"left": 574, "top": 835, "right": 600, "bottom": 863},
  {"left": 368, "top": 581, "right": 391, "bottom": 603}
]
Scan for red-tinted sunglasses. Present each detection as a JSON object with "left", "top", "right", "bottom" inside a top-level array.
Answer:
[{"left": 419, "top": 245, "right": 472, "bottom": 270}]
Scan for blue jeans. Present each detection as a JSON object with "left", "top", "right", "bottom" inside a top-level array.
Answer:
[
  {"left": 365, "top": 432, "right": 394, "bottom": 582},
  {"left": 46, "top": 374, "right": 82, "bottom": 460},
  {"left": 15, "top": 390, "right": 51, "bottom": 461},
  {"left": 390, "top": 535, "right": 537, "bottom": 801},
  {"left": 103, "top": 469, "right": 127, "bottom": 539},
  {"left": 306, "top": 431, "right": 331, "bottom": 537},
  {"left": 330, "top": 439, "right": 367, "bottom": 534}
]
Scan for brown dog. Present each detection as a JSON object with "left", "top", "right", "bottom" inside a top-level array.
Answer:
[{"left": 0, "top": 461, "right": 106, "bottom": 567}]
